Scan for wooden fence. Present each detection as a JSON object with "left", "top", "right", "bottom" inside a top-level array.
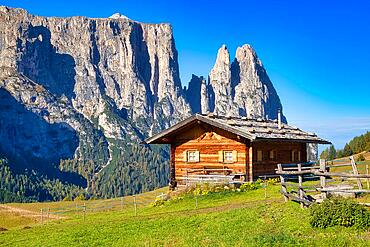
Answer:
[
  {"left": 276, "top": 156, "right": 370, "bottom": 208},
  {"left": 36, "top": 191, "right": 167, "bottom": 224}
]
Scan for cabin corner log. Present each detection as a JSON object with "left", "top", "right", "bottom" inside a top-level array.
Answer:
[{"left": 169, "top": 145, "right": 176, "bottom": 190}]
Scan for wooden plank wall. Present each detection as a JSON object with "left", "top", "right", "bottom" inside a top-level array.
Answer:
[
  {"left": 173, "top": 124, "right": 248, "bottom": 184},
  {"left": 252, "top": 141, "right": 307, "bottom": 178}
]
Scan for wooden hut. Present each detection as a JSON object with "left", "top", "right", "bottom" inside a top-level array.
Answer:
[{"left": 145, "top": 113, "right": 330, "bottom": 188}]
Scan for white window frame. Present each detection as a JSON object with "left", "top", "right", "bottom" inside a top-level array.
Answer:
[
  {"left": 186, "top": 150, "right": 199, "bottom": 163},
  {"left": 224, "top": 151, "right": 233, "bottom": 163}
]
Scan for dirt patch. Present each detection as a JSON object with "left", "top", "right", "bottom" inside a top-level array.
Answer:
[
  {"left": 0, "top": 205, "right": 63, "bottom": 220},
  {"left": 0, "top": 227, "right": 8, "bottom": 232}
]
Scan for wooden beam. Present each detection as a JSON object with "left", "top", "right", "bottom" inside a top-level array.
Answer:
[
  {"left": 350, "top": 156, "right": 363, "bottom": 190},
  {"left": 169, "top": 144, "right": 176, "bottom": 190},
  {"left": 278, "top": 164, "right": 288, "bottom": 202},
  {"left": 248, "top": 146, "right": 253, "bottom": 182}
]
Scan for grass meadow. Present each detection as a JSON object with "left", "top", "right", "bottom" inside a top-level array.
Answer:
[{"left": 0, "top": 184, "right": 369, "bottom": 246}]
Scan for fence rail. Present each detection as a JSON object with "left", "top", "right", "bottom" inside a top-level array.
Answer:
[{"left": 36, "top": 191, "right": 167, "bottom": 224}]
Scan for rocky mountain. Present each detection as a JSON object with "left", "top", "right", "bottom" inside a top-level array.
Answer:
[
  {"left": 185, "top": 45, "right": 286, "bottom": 122},
  {"left": 0, "top": 6, "right": 286, "bottom": 200}
]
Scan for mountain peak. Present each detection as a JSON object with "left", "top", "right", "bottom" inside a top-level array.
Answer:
[
  {"left": 109, "top": 13, "right": 129, "bottom": 20},
  {"left": 235, "top": 44, "right": 258, "bottom": 62}
]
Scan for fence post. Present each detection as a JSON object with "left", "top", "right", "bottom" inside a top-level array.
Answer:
[
  {"left": 40, "top": 208, "right": 43, "bottom": 224},
  {"left": 366, "top": 164, "right": 369, "bottom": 190},
  {"left": 195, "top": 194, "right": 198, "bottom": 209},
  {"left": 319, "top": 159, "right": 327, "bottom": 199},
  {"left": 264, "top": 175, "right": 267, "bottom": 199},
  {"left": 319, "top": 159, "right": 326, "bottom": 187},
  {"left": 47, "top": 208, "right": 50, "bottom": 224},
  {"left": 298, "top": 163, "right": 304, "bottom": 208},
  {"left": 83, "top": 203, "right": 86, "bottom": 222},
  {"left": 121, "top": 197, "right": 124, "bottom": 210},
  {"left": 133, "top": 195, "right": 137, "bottom": 216},
  {"left": 277, "top": 164, "right": 288, "bottom": 202},
  {"left": 350, "top": 156, "right": 363, "bottom": 190}
]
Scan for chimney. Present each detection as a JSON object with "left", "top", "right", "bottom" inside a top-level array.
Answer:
[{"left": 278, "top": 109, "right": 282, "bottom": 129}]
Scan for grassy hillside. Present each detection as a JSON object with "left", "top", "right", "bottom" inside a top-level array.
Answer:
[
  {"left": 329, "top": 151, "right": 370, "bottom": 174},
  {"left": 0, "top": 184, "right": 369, "bottom": 246}
]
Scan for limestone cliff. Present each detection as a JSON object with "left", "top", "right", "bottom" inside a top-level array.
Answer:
[
  {"left": 0, "top": 6, "right": 182, "bottom": 196},
  {"left": 186, "top": 44, "right": 287, "bottom": 122}
]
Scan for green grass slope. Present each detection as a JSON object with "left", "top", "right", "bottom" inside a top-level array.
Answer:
[{"left": 0, "top": 185, "right": 369, "bottom": 246}]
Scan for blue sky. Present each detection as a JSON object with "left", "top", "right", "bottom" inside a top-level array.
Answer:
[{"left": 1, "top": 0, "right": 370, "bottom": 150}]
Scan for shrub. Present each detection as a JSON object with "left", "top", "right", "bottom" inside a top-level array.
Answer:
[
  {"left": 357, "top": 154, "right": 365, "bottom": 162},
  {"left": 74, "top": 194, "right": 86, "bottom": 201},
  {"left": 240, "top": 181, "right": 261, "bottom": 192},
  {"left": 266, "top": 178, "right": 280, "bottom": 186},
  {"left": 150, "top": 197, "right": 166, "bottom": 207},
  {"left": 63, "top": 195, "right": 72, "bottom": 201},
  {"left": 309, "top": 197, "right": 370, "bottom": 229}
]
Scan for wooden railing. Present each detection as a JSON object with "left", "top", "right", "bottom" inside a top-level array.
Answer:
[
  {"left": 178, "top": 168, "right": 246, "bottom": 185},
  {"left": 276, "top": 157, "right": 370, "bottom": 208}
]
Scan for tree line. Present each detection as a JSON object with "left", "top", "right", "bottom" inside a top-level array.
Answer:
[{"left": 320, "top": 131, "right": 370, "bottom": 160}]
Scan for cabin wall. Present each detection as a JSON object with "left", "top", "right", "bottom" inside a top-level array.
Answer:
[
  {"left": 173, "top": 125, "right": 248, "bottom": 185},
  {"left": 252, "top": 141, "right": 307, "bottom": 178}
]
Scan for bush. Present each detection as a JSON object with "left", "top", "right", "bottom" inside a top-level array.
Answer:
[
  {"left": 240, "top": 182, "right": 261, "bottom": 192},
  {"left": 184, "top": 183, "right": 233, "bottom": 196},
  {"left": 63, "top": 195, "right": 72, "bottom": 201},
  {"left": 74, "top": 194, "right": 86, "bottom": 201},
  {"left": 309, "top": 197, "right": 370, "bottom": 229},
  {"left": 150, "top": 197, "right": 166, "bottom": 207},
  {"left": 357, "top": 154, "right": 365, "bottom": 162}
]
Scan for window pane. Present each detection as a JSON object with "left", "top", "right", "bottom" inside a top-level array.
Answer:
[
  {"left": 224, "top": 151, "right": 233, "bottom": 161},
  {"left": 257, "top": 150, "right": 263, "bottom": 161},
  {"left": 187, "top": 151, "right": 196, "bottom": 162}
]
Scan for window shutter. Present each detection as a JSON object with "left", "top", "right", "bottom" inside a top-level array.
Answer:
[
  {"left": 218, "top": 151, "right": 224, "bottom": 162},
  {"left": 195, "top": 151, "right": 200, "bottom": 162},
  {"left": 232, "top": 150, "right": 238, "bottom": 162},
  {"left": 183, "top": 151, "right": 187, "bottom": 162}
]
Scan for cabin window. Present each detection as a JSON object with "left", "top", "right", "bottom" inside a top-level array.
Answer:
[
  {"left": 291, "top": 150, "right": 301, "bottom": 162},
  {"left": 224, "top": 151, "right": 233, "bottom": 162},
  {"left": 219, "top": 150, "right": 237, "bottom": 163},
  {"left": 185, "top": 150, "right": 199, "bottom": 163},
  {"left": 269, "top": 150, "right": 276, "bottom": 161},
  {"left": 257, "top": 150, "right": 263, "bottom": 162}
]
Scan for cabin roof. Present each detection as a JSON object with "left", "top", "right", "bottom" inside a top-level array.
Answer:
[{"left": 145, "top": 114, "right": 331, "bottom": 144}]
